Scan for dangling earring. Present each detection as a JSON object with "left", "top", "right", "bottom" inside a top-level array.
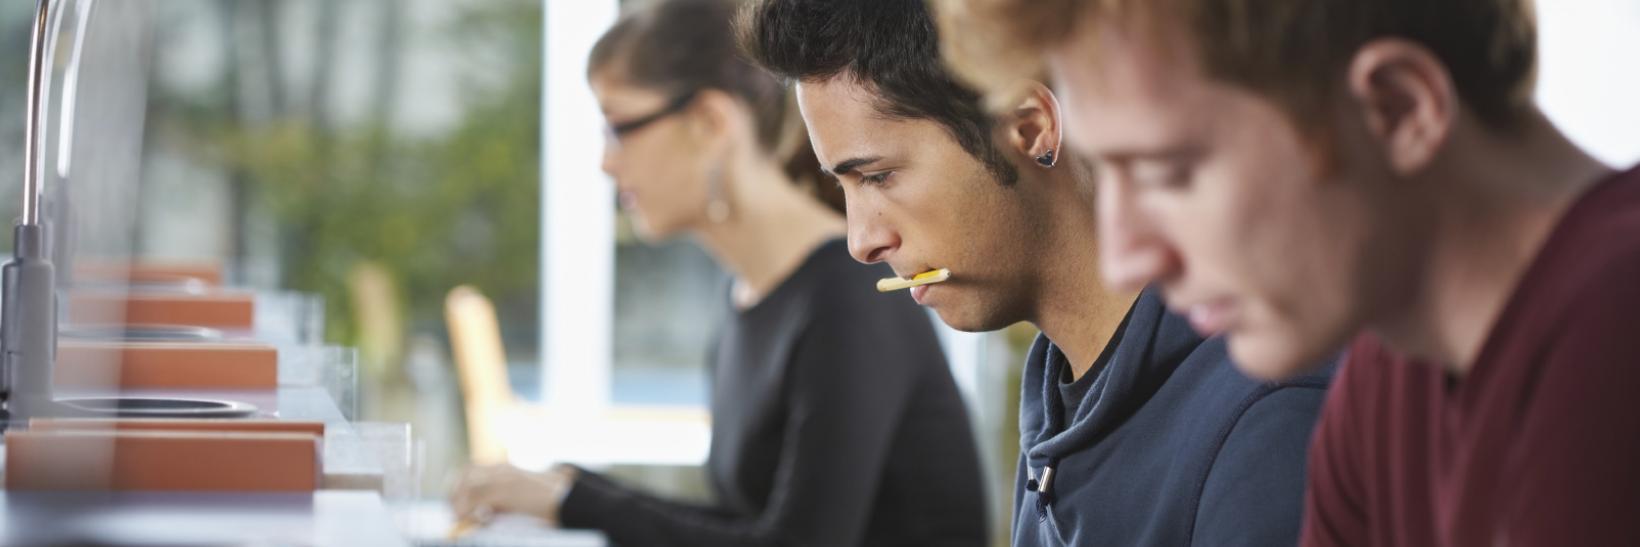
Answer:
[
  {"left": 706, "top": 162, "right": 731, "bottom": 223},
  {"left": 1035, "top": 149, "right": 1057, "bottom": 168}
]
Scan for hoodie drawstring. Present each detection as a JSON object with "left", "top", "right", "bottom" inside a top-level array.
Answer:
[{"left": 1026, "top": 463, "right": 1058, "bottom": 518}]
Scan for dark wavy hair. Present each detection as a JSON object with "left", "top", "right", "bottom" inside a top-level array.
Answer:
[{"left": 735, "top": 0, "right": 1019, "bottom": 185}]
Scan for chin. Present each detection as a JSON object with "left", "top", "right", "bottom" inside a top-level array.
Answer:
[
  {"left": 931, "top": 304, "right": 1019, "bottom": 334},
  {"left": 630, "top": 217, "right": 681, "bottom": 243},
  {"left": 632, "top": 228, "right": 665, "bottom": 244},
  {"left": 1225, "top": 330, "right": 1335, "bottom": 381}
]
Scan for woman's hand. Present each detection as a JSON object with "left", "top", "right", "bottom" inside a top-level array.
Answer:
[{"left": 450, "top": 463, "right": 578, "bottom": 526}]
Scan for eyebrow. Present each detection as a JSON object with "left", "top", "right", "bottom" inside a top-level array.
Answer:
[
  {"left": 828, "top": 156, "right": 884, "bottom": 177},
  {"left": 1082, "top": 143, "right": 1204, "bottom": 167}
]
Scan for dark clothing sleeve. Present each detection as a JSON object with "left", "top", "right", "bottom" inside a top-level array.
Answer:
[
  {"left": 558, "top": 295, "right": 921, "bottom": 547},
  {"left": 1194, "top": 386, "right": 1329, "bottom": 546},
  {"left": 560, "top": 468, "right": 738, "bottom": 528}
]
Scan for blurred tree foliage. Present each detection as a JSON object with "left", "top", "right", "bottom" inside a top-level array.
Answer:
[
  {"left": 1, "top": 3, "right": 38, "bottom": 251},
  {"left": 153, "top": 0, "right": 542, "bottom": 354}
]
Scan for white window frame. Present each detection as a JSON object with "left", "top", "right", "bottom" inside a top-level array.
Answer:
[
  {"left": 529, "top": 0, "right": 688, "bottom": 469},
  {"left": 526, "top": 0, "right": 721, "bottom": 469}
]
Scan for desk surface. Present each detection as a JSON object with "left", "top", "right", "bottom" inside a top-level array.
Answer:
[
  {"left": 0, "top": 492, "right": 609, "bottom": 546},
  {"left": 0, "top": 490, "right": 409, "bottom": 546},
  {"left": 396, "top": 500, "right": 607, "bottom": 547}
]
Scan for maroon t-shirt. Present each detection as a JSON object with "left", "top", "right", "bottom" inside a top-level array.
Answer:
[{"left": 1301, "top": 165, "right": 1640, "bottom": 547}]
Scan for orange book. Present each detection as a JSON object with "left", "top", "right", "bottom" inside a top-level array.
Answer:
[
  {"left": 67, "top": 290, "right": 257, "bottom": 329},
  {"left": 4, "top": 429, "right": 321, "bottom": 492},
  {"left": 55, "top": 340, "right": 279, "bottom": 390},
  {"left": 74, "top": 260, "right": 224, "bottom": 286},
  {"left": 28, "top": 418, "right": 324, "bottom": 438}
]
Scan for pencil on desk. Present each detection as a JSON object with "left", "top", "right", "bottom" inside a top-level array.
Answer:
[
  {"left": 447, "top": 518, "right": 481, "bottom": 541},
  {"left": 877, "top": 268, "right": 951, "bottom": 292}
]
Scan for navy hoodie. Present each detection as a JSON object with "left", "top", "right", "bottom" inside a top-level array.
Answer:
[{"left": 1014, "top": 288, "right": 1334, "bottom": 546}]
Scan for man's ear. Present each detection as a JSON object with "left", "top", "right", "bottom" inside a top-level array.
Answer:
[
  {"left": 1004, "top": 82, "right": 1065, "bottom": 168},
  {"left": 1345, "top": 39, "right": 1457, "bottom": 175}
]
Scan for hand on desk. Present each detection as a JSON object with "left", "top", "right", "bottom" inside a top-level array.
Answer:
[{"left": 451, "top": 463, "right": 578, "bottom": 528}]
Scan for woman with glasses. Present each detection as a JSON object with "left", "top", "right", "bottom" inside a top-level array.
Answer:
[{"left": 448, "top": 0, "right": 988, "bottom": 545}]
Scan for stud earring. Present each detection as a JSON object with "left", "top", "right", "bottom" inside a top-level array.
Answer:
[{"left": 1035, "top": 149, "right": 1057, "bottom": 168}]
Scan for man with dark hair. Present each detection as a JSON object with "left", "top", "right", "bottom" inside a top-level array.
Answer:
[
  {"left": 935, "top": 0, "right": 1640, "bottom": 544},
  {"left": 739, "top": 1, "right": 1333, "bottom": 545}
]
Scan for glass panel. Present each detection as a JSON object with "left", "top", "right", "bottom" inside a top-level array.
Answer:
[
  {"left": 611, "top": 231, "right": 718, "bottom": 407},
  {"left": 128, "top": 0, "right": 544, "bottom": 415},
  {"left": 0, "top": 0, "right": 545, "bottom": 491}
]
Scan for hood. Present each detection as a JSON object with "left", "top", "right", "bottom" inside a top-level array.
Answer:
[{"left": 1019, "top": 287, "right": 1209, "bottom": 469}]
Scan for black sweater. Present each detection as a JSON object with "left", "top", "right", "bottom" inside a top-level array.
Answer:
[{"left": 559, "top": 239, "right": 987, "bottom": 547}]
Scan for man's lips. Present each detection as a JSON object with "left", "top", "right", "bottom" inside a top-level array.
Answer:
[
  {"left": 1180, "top": 298, "right": 1238, "bottom": 335},
  {"left": 911, "top": 284, "right": 933, "bottom": 305}
]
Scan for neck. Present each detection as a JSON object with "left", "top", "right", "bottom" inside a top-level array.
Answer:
[
  {"left": 692, "top": 157, "right": 846, "bottom": 308},
  {"left": 1028, "top": 168, "right": 1135, "bottom": 380},
  {"left": 1377, "top": 110, "right": 1613, "bottom": 376}
]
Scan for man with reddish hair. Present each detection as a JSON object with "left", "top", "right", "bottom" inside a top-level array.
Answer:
[{"left": 935, "top": 0, "right": 1640, "bottom": 545}]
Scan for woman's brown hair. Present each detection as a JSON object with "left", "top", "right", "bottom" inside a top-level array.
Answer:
[{"left": 589, "top": 0, "right": 843, "bottom": 213}]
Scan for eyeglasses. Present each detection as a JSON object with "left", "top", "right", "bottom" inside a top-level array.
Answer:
[{"left": 604, "top": 89, "right": 699, "bottom": 143}]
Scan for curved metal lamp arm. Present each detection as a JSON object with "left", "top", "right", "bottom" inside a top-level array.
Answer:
[
  {"left": 4, "top": 0, "right": 64, "bottom": 422},
  {"left": 22, "top": 0, "right": 54, "bottom": 229}
]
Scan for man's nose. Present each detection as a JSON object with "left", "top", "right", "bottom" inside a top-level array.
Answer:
[{"left": 1097, "top": 178, "right": 1180, "bottom": 292}]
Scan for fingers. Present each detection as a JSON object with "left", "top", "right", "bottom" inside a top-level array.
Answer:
[
  {"left": 448, "top": 463, "right": 567, "bottom": 524},
  {"left": 449, "top": 464, "right": 508, "bottom": 522}
]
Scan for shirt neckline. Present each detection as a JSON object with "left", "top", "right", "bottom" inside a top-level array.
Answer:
[
  {"left": 1449, "top": 165, "right": 1637, "bottom": 394},
  {"left": 731, "top": 237, "right": 848, "bottom": 318}
]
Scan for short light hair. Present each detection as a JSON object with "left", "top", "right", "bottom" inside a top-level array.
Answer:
[{"left": 932, "top": 0, "right": 1539, "bottom": 132}]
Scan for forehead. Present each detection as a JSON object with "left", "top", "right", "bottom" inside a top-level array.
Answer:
[
  {"left": 1044, "top": 21, "right": 1223, "bottom": 154},
  {"left": 795, "top": 77, "right": 946, "bottom": 168},
  {"left": 587, "top": 70, "right": 667, "bottom": 111}
]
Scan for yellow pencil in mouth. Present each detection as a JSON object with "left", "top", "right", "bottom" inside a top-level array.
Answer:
[{"left": 876, "top": 268, "right": 951, "bottom": 293}]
